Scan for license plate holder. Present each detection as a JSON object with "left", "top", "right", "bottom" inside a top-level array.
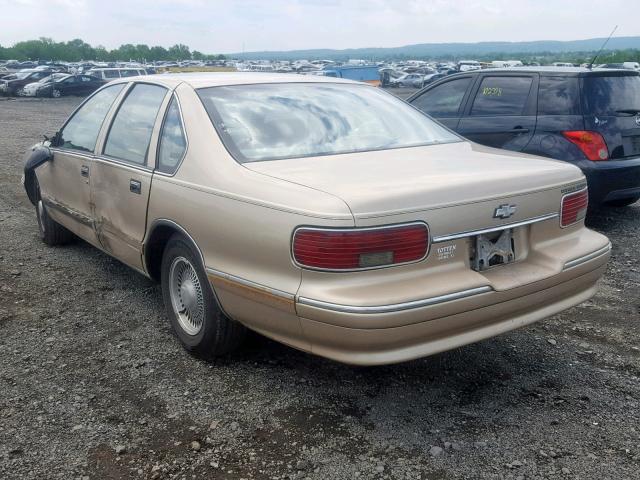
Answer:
[{"left": 472, "top": 229, "right": 515, "bottom": 272}]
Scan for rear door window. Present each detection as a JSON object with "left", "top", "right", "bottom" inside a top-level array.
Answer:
[
  {"left": 470, "top": 76, "right": 533, "bottom": 116},
  {"left": 103, "top": 70, "right": 120, "bottom": 79},
  {"left": 104, "top": 83, "right": 167, "bottom": 165},
  {"left": 582, "top": 75, "right": 640, "bottom": 116},
  {"left": 58, "top": 84, "right": 125, "bottom": 153},
  {"left": 411, "top": 77, "right": 472, "bottom": 117},
  {"left": 157, "top": 97, "right": 187, "bottom": 174},
  {"left": 538, "top": 77, "right": 581, "bottom": 115}
]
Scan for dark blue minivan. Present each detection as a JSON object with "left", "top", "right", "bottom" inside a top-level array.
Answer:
[{"left": 408, "top": 67, "right": 640, "bottom": 207}]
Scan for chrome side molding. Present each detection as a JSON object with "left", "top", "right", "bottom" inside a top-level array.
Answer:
[
  {"left": 563, "top": 243, "right": 612, "bottom": 271},
  {"left": 296, "top": 286, "right": 493, "bottom": 314}
]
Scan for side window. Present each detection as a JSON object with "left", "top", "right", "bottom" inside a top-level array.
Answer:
[
  {"left": 471, "top": 76, "right": 533, "bottom": 116},
  {"left": 411, "top": 77, "right": 472, "bottom": 117},
  {"left": 157, "top": 97, "right": 187, "bottom": 174},
  {"left": 104, "top": 70, "right": 119, "bottom": 79},
  {"left": 104, "top": 83, "right": 167, "bottom": 165},
  {"left": 58, "top": 84, "right": 125, "bottom": 153},
  {"left": 538, "top": 77, "right": 580, "bottom": 115}
]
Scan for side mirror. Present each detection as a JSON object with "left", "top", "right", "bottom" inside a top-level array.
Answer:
[{"left": 49, "top": 131, "right": 62, "bottom": 147}]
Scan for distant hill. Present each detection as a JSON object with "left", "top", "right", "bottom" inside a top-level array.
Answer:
[{"left": 232, "top": 36, "right": 640, "bottom": 60}]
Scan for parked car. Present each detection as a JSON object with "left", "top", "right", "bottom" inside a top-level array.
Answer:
[
  {"left": 408, "top": 67, "right": 640, "bottom": 207},
  {"left": 0, "top": 69, "right": 54, "bottom": 96},
  {"left": 86, "top": 67, "right": 147, "bottom": 80},
  {"left": 23, "top": 73, "right": 610, "bottom": 365},
  {"left": 419, "top": 72, "right": 445, "bottom": 88},
  {"left": 36, "top": 74, "right": 105, "bottom": 98},
  {"left": 390, "top": 73, "right": 423, "bottom": 87},
  {"left": 21, "top": 73, "right": 70, "bottom": 97}
]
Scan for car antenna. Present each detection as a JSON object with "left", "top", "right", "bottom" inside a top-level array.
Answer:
[{"left": 588, "top": 25, "right": 618, "bottom": 70}]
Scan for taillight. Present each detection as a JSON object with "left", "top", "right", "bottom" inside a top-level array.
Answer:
[
  {"left": 562, "top": 131, "right": 609, "bottom": 161},
  {"left": 561, "top": 189, "right": 588, "bottom": 227},
  {"left": 293, "top": 223, "right": 429, "bottom": 271}
]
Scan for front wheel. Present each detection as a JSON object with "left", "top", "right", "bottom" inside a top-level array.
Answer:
[
  {"left": 51, "top": 89, "right": 62, "bottom": 98},
  {"left": 35, "top": 193, "right": 74, "bottom": 246},
  {"left": 160, "top": 234, "right": 246, "bottom": 357},
  {"left": 605, "top": 196, "right": 640, "bottom": 207}
]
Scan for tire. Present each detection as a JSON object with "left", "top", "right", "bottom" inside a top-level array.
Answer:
[
  {"left": 160, "top": 234, "right": 245, "bottom": 357},
  {"left": 35, "top": 184, "right": 74, "bottom": 246},
  {"left": 51, "top": 89, "right": 61, "bottom": 98},
  {"left": 606, "top": 196, "right": 640, "bottom": 207}
]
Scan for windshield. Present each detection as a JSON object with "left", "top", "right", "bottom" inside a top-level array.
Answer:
[
  {"left": 582, "top": 75, "right": 640, "bottom": 116},
  {"left": 15, "top": 72, "right": 31, "bottom": 79},
  {"left": 197, "top": 83, "right": 460, "bottom": 162}
]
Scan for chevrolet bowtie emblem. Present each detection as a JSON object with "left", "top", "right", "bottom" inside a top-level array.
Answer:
[{"left": 494, "top": 204, "right": 517, "bottom": 219}]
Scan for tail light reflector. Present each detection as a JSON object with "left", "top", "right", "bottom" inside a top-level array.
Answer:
[
  {"left": 293, "top": 223, "right": 429, "bottom": 270},
  {"left": 562, "top": 131, "right": 609, "bottom": 161},
  {"left": 561, "top": 189, "right": 588, "bottom": 227}
]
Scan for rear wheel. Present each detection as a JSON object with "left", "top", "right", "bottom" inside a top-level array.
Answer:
[
  {"left": 35, "top": 185, "right": 74, "bottom": 246},
  {"left": 606, "top": 196, "right": 640, "bottom": 207},
  {"left": 51, "top": 89, "right": 61, "bottom": 98},
  {"left": 160, "top": 234, "right": 245, "bottom": 357}
]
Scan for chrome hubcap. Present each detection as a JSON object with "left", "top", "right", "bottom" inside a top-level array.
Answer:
[
  {"left": 52, "top": 90, "right": 61, "bottom": 98},
  {"left": 169, "top": 256, "right": 204, "bottom": 336}
]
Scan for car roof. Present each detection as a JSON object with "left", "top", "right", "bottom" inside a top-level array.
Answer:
[
  {"left": 107, "top": 72, "right": 358, "bottom": 89},
  {"left": 460, "top": 66, "right": 640, "bottom": 77}
]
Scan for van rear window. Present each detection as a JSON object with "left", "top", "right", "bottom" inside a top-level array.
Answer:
[{"left": 582, "top": 75, "right": 640, "bottom": 116}]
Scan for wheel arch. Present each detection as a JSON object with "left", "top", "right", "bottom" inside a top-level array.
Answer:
[{"left": 143, "top": 219, "right": 206, "bottom": 283}]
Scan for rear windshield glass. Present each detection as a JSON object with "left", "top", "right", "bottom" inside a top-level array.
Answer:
[
  {"left": 582, "top": 75, "right": 640, "bottom": 116},
  {"left": 197, "top": 83, "right": 460, "bottom": 162}
]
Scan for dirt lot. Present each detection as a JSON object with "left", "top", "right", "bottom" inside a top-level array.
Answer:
[{"left": 1, "top": 96, "right": 639, "bottom": 480}]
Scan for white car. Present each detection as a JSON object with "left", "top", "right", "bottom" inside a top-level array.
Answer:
[{"left": 21, "top": 74, "right": 70, "bottom": 97}]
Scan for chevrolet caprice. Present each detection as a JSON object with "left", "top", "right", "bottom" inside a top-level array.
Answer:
[{"left": 23, "top": 73, "right": 611, "bottom": 365}]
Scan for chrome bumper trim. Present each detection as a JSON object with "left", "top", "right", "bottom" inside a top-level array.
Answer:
[
  {"left": 432, "top": 213, "right": 559, "bottom": 243},
  {"left": 297, "top": 286, "right": 493, "bottom": 314},
  {"left": 563, "top": 243, "right": 612, "bottom": 270}
]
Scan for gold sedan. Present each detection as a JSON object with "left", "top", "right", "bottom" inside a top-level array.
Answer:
[{"left": 23, "top": 73, "right": 610, "bottom": 365}]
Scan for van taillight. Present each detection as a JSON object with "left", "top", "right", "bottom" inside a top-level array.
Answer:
[
  {"left": 293, "top": 223, "right": 429, "bottom": 271},
  {"left": 562, "top": 131, "right": 609, "bottom": 161},
  {"left": 561, "top": 189, "right": 589, "bottom": 227}
]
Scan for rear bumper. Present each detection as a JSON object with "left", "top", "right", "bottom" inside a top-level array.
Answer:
[
  {"left": 295, "top": 243, "right": 609, "bottom": 365},
  {"left": 299, "top": 263, "right": 605, "bottom": 365},
  {"left": 578, "top": 157, "right": 640, "bottom": 204}
]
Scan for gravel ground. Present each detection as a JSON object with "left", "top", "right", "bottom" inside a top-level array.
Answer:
[{"left": 0, "top": 96, "right": 639, "bottom": 480}]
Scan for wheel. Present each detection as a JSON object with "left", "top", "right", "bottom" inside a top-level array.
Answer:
[
  {"left": 606, "top": 196, "right": 640, "bottom": 207},
  {"left": 161, "top": 234, "right": 245, "bottom": 357},
  {"left": 51, "top": 89, "right": 61, "bottom": 98},
  {"left": 35, "top": 183, "right": 74, "bottom": 246}
]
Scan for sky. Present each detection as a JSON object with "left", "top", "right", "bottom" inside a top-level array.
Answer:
[{"left": 0, "top": 0, "right": 636, "bottom": 54}]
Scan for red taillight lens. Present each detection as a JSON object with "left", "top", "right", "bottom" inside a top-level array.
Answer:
[
  {"left": 562, "top": 131, "right": 609, "bottom": 161},
  {"left": 561, "top": 189, "right": 589, "bottom": 227},
  {"left": 293, "top": 224, "right": 429, "bottom": 270}
]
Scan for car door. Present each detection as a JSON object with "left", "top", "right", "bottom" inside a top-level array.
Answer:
[
  {"left": 91, "top": 82, "right": 170, "bottom": 271},
  {"left": 57, "top": 76, "right": 76, "bottom": 95},
  {"left": 37, "top": 83, "right": 126, "bottom": 244},
  {"left": 457, "top": 73, "right": 538, "bottom": 151},
  {"left": 408, "top": 75, "right": 475, "bottom": 130}
]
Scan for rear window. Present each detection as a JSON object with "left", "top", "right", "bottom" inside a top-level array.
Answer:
[
  {"left": 538, "top": 77, "right": 581, "bottom": 115},
  {"left": 197, "top": 83, "right": 460, "bottom": 163},
  {"left": 471, "top": 76, "right": 533, "bottom": 116},
  {"left": 582, "top": 75, "right": 640, "bottom": 116}
]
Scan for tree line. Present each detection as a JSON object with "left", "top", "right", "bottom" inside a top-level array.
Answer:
[{"left": 0, "top": 38, "right": 226, "bottom": 62}]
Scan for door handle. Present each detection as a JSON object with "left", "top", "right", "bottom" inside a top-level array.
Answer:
[
  {"left": 80, "top": 165, "right": 89, "bottom": 177},
  {"left": 130, "top": 179, "right": 142, "bottom": 194},
  {"left": 509, "top": 127, "right": 530, "bottom": 134}
]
